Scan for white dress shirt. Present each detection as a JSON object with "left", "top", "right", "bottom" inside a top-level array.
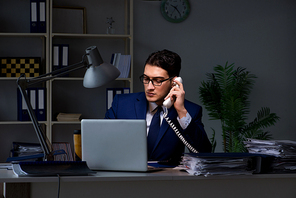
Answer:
[{"left": 146, "top": 102, "right": 192, "bottom": 135}]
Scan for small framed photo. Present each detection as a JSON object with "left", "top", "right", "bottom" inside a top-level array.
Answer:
[{"left": 52, "top": 6, "right": 86, "bottom": 34}]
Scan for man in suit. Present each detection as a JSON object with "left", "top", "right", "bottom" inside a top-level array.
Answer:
[{"left": 105, "top": 49, "right": 211, "bottom": 163}]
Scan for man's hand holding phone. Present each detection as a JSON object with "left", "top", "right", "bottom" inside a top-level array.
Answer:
[{"left": 163, "top": 77, "right": 187, "bottom": 118}]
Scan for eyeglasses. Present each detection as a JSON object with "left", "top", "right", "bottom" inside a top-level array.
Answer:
[{"left": 139, "top": 75, "right": 174, "bottom": 86}]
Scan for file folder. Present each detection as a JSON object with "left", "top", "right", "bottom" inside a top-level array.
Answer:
[
  {"left": 30, "top": 88, "right": 36, "bottom": 115},
  {"left": 38, "top": 0, "right": 46, "bottom": 33},
  {"left": 17, "top": 88, "right": 46, "bottom": 121},
  {"left": 17, "top": 89, "right": 29, "bottom": 121},
  {"left": 53, "top": 45, "right": 60, "bottom": 71},
  {"left": 36, "top": 88, "right": 46, "bottom": 121},
  {"left": 30, "top": 0, "right": 46, "bottom": 33},
  {"left": 53, "top": 44, "right": 69, "bottom": 74},
  {"left": 30, "top": 0, "right": 38, "bottom": 33}
]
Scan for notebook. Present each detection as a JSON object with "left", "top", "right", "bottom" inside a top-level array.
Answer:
[{"left": 81, "top": 119, "right": 159, "bottom": 172}]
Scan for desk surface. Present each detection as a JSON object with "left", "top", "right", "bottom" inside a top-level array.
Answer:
[
  {"left": 1, "top": 165, "right": 296, "bottom": 183},
  {"left": 2, "top": 167, "right": 296, "bottom": 198}
]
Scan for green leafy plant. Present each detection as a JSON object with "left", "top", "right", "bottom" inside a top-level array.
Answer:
[{"left": 199, "top": 62, "right": 280, "bottom": 152}]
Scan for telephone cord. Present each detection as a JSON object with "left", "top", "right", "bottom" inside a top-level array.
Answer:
[{"left": 163, "top": 108, "right": 198, "bottom": 153}]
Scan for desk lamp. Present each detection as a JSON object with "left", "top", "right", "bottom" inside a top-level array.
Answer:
[{"left": 16, "top": 46, "right": 120, "bottom": 162}]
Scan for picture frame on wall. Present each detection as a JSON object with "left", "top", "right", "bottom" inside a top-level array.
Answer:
[{"left": 52, "top": 6, "right": 86, "bottom": 34}]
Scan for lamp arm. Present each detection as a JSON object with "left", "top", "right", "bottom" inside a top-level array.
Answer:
[
  {"left": 17, "top": 79, "right": 53, "bottom": 161},
  {"left": 27, "top": 60, "right": 87, "bottom": 87},
  {"left": 16, "top": 54, "right": 89, "bottom": 161}
]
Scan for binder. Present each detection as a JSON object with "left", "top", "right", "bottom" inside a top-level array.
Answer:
[
  {"left": 53, "top": 44, "right": 69, "bottom": 73},
  {"left": 30, "top": 88, "right": 36, "bottom": 115},
  {"left": 36, "top": 88, "right": 46, "bottom": 121},
  {"left": 38, "top": 0, "right": 46, "bottom": 33},
  {"left": 30, "top": 0, "right": 46, "bottom": 33},
  {"left": 106, "top": 88, "right": 130, "bottom": 110},
  {"left": 53, "top": 45, "right": 60, "bottom": 71},
  {"left": 17, "top": 89, "right": 30, "bottom": 121},
  {"left": 62, "top": 45, "right": 69, "bottom": 67},
  {"left": 17, "top": 88, "right": 46, "bottom": 121},
  {"left": 30, "top": 0, "right": 38, "bottom": 33}
]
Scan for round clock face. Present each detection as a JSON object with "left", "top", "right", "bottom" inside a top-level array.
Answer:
[{"left": 160, "top": 0, "right": 190, "bottom": 23}]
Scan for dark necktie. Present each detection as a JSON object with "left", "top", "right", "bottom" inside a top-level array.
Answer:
[{"left": 147, "top": 106, "right": 162, "bottom": 157}]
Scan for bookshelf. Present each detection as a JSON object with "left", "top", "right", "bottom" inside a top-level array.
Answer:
[{"left": 0, "top": 0, "right": 133, "bottom": 162}]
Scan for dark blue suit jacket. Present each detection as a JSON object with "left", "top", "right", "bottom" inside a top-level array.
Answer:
[{"left": 105, "top": 92, "right": 212, "bottom": 161}]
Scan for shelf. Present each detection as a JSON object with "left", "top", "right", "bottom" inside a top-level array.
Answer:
[
  {"left": 52, "top": 33, "right": 132, "bottom": 39},
  {"left": 51, "top": 121, "right": 81, "bottom": 125},
  {"left": 52, "top": 77, "right": 132, "bottom": 81},
  {"left": 0, "top": 33, "right": 47, "bottom": 37},
  {"left": 0, "top": 77, "right": 39, "bottom": 81},
  {"left": 0, "top": 121, "right": 47, "bottom": 125}
]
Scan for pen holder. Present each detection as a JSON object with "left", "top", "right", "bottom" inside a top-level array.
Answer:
[{"left": 73, "top": 130, "right": 82, "bottom": 161}]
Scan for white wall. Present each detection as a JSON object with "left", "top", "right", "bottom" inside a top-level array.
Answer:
[{"left": 133, "top": 0, "right": 296, "bottom": 152}]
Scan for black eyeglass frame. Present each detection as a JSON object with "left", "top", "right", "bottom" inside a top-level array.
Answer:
[{"left": 139, "top": 74, "right": 174, "bottom": 86}]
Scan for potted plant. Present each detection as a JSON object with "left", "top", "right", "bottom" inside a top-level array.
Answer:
[{"left": 199, "top": 62, "right": 280, "bottom": 152}]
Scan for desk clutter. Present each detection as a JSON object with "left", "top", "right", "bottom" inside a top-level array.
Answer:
[
  {"left": 245, "top": 138, "right": 296, "bottom": 173},
  {"left": 180, "top": 153, "right": 271, "bottom": 176},
  {"left": 7, "top": 142, "right": 73, "bottom": 162},
  {"left": 6, "top": 142, "right": 95, "bottom": 177},
  {"left": 180, "top": 138, "right": 296, "bottom": 176}
]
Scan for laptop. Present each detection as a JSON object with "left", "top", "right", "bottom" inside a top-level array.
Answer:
[{"left": 81, "top": 119, "right": 160, "bottom": 172}]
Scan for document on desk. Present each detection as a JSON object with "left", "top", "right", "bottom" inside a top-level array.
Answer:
[
  {"left": 0, "top": 163, "right": 12, "bottom": 170},
  {"left": 180, "top": 153, "right": 256, "bottom": 176},
  {"left": 244, "top": 138, "right": 296, "bottom": 173},
  {"left": 245, "top": 138, "right": 296, "bottom": 157}
]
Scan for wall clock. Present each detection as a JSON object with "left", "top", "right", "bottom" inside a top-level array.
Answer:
[{"left": 160, "top": 0, "right": 190, "bottom": 23}]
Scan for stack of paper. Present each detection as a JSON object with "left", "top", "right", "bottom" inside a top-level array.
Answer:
[
  {"left": 244, "top": 138, "right": 296, "bottom": 157},
  {"left": 180, "top": 153, "right": 256, "bottom": 176},
  {"left": 11, "top": 142, "right": 43, "bottom": 158},
  {"left": 244, "top": 138, "right": 296, "bottom": 173},
  {"left": 57, "top": 113, "right": 81, "bottom": 122}
]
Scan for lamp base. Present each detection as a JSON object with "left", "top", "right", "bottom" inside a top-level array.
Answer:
[{"left": 12, "top": 161, "right": 95, "bottom": 177}]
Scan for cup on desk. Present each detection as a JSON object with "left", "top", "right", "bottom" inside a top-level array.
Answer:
[{"left": 73, "top": 130, "right": 82, "bottom": 161}]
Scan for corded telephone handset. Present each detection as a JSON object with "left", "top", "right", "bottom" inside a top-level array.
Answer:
[{"left": 163, "top": 77, "right": 198, "bottom": 153}]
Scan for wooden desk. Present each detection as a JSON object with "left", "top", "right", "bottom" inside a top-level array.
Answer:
[{"left": 1, "top": 168, "right": 296, "bottom": 198}]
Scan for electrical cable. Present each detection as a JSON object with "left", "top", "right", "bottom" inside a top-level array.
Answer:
[{"left": 57, "top": 174, "right": 61, "bottom": 198}]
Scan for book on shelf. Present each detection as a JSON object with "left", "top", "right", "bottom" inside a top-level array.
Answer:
[
  {"left": 110, "top": 53, "right": 131, "bottom": 78},
  {"left": 56, "top": 113, "right": 82, "bottom": 122}
]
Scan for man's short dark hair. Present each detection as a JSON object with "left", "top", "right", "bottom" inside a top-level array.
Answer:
[{"left": 145, "top": 49, "right": 181, "bottom": 77}]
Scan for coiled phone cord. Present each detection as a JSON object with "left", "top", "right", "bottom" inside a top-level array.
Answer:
[{"left": 163, "top": 107, "right": 198, "bottom": 153}]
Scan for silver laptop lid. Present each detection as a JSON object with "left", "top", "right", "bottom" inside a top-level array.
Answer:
[{"left": 81, "top": 119, "right": 148, "bottom": 172}]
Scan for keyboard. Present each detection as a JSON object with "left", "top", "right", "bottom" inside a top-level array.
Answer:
[{"left": 12, "top": 161, "right": 95, "bottom": 177}]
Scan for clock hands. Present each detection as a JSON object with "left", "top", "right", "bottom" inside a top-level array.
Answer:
[{"left": 170, "top": 4, "right": 182, "bottom": 17}]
